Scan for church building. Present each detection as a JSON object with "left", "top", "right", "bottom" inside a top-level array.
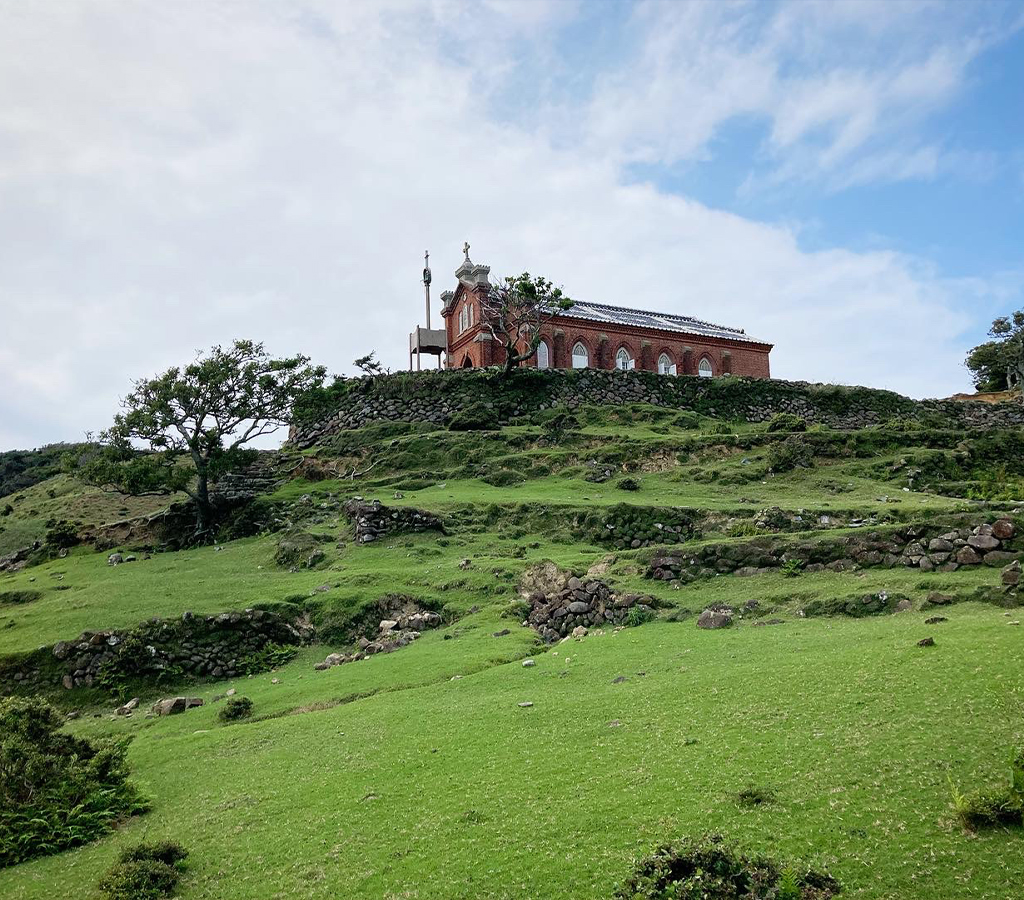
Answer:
[{"left": 425, "top": 247, "right": 772, "bottom": 378}]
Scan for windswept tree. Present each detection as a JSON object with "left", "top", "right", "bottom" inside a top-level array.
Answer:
[
  {"left": 478, "top": 273, "right": 573, "bottom": 374},
  {"left": 965, "top": 309, "right": 1024, "bottom": 393},
  {"left": 78, "top": 340, "right": 325, "bottom": 538}
]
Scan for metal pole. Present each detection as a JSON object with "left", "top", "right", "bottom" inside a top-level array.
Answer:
[{"left": 423, "top": 250, "right": 431, "bottom": 330}]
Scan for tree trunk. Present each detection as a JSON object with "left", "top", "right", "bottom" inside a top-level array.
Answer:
[{"left": 194, "top": 470, "right": 212, "bottom": 537}]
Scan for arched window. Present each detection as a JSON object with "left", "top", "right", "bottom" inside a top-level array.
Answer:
[
  {"left": 698, "top": 357, "right": 713, "bottom": 378},
  {"left": 536, "top": 340, "right": 550, "bottom": 370},
  {"left": 571, "top": 341, "right": 589, "bottom": 369},
  {"left": 658, "top": 353, "right": 676, "bottom": 375},
  {"left": 616, "top": 348, "right": 633, "bottom": 371}
]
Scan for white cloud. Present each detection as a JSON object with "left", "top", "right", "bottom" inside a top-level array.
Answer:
[{"left": 0, "top": 0, "right": 1015, "bottom": 449}]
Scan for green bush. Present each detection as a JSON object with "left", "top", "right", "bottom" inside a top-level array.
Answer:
[
  {"left": 625, "top": 605, "right": 656, "bottom": 627},
  {"left": 448, "top": 403, "right": 495, "bottom": 431},
  {"left": 766, "top": 439, "right": 813, "bottom": 473},
  {"left": 614, "top": 833, "right": 839, "bottom": 899},
  {"left": 0, "top": 697, "right": 147, "bottom": 868},
  {"left": 949, "top": 749, "right": 1024, "bottom": 830},
  {"left": 219, "top": 696, "right": 254, "bottom": 722},
  {"left": 765, "top": 413, "right": 807, "bottom": 433},
  {"left": 616, "top": 477, "right": 641, "bottom": 492},
  {"left": 98, "top": 842, "right": 188, "bottom": 900},
  {"left": 237, "top": 643, "right": 297, "bottom": 676}
]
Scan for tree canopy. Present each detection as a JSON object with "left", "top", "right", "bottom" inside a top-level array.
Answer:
[
  {"left": 78, "top": 340, "right": 325, "bottom": 537},
  {"left": 478, "top": 273, "right": 573, "bottom": 374},
  {"left": 965, "top": 309, "right": 1024, "bottom": 393}
]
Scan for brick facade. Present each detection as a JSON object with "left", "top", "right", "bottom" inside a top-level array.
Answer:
[{"left": 442, "top": 269, "right": 771, "bottom": 378}]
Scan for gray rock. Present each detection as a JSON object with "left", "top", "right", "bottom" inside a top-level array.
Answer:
[
  {"left": 967, "top": 534, "right": 1001, "bottom": 552},
  {"left": 151, "top": 697, "right": 203, "bottom": 716},
  {"left": 1003, "top": 560, "right": 1021, "bottom": 587},
  {"left": 107, "top": 553, "right": 123, "bottom": 566},
  {"left": 697, "top": 608, "right": 733, "bottom": 629},
  {"left": 567, "top": 601, "right": 591, "bottom": 614}
]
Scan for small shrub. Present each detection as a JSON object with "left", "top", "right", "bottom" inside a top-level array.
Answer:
[
  {"left": 780, "top": 559, "right": 803, "bottom": 579},
  {"left": 949, "top": 750, "right": 1024, "bottom": 830},
  {"left": 0, "top": 697, "right": 147, "bottom": 868},
  {"left": 44, "top": 518, "right": 79, "bottom": 550},
  {"left": 237, "top": 643, "right": 297, "bottom": 676},
  {"left": 99, "top": 842, "right": 188, "bottom": 900},
  {"left": 218, "top": 697, "right": 254, "bottom": 722},
  {"left": 765, "top": 413, "right": 806, "bottom": 433},
  {"left": 614, "top": 833, "right": 839, "bottom": 899},
  {"left": 616, "top": 477, "right": 641, "bottom": 492},
  {"left": 767, "top": 440, "right": 813, "bottom": 473},
  {"left": 448, "top": 403, "right": 495, "bottom": 431},
  {"left": 625, "top": 605, "right": 656, "bottom": 627}
]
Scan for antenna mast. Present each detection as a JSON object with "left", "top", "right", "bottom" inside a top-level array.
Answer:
[{"left": 423, "top": 250, "right": 432, "bottom": 329}]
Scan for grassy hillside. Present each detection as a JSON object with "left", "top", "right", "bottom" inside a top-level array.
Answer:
[{"left": 1, "top": 402, "right": 1022, "bottom": 899}]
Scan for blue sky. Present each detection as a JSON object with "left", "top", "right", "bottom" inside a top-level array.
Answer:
[{"left": 1, "top": 0, "right": 1023, "bottom": 449}]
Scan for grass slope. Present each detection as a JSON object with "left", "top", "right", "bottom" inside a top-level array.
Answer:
[{"left": 1, "top": 405, "right": 1022, "bottom": 899}]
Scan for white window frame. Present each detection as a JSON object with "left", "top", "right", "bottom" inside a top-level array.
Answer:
[
  {"left": 616, "top": 348, "right": 633, "bottom": 371},
  {"left": 571, "top": 341, "right": 589, "bottom": 369},
  {"left": 536, "top": 340, "right": 550, "bottom": 369},
  {"left": 658, "top": 353, "right": 676, "bottom": 375},
  {"left": 698, "top": 357, "right": 713, "bottom": 378}
]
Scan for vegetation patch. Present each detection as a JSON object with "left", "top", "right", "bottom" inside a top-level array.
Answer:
[
  {"left": 949, "top": 749, "right": 1024, "bottom": 831},
  {"left": 219, "top": 696, "right": 254, "bottom": 722},
  {"left": 98, "top": 841, "right": 189, "bottom": 900},
  {"left": 0, "top": 697, "right": 147, "bottom": 868},
  {"left": 615, "top": 833, "right": 840, "bottom": 899},
  {"left": 0, "top": 589, "right": 42, "bottom": 606}
]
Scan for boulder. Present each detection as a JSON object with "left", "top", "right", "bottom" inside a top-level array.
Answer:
[
  {"left": 571, "top": 625, "right": 589, "bottom": 638},
  {"left": 925, "top": 592, "right": 953, "bottom": 606},
  {"left": 697, "top": 608, "right": 733, "bottom": 629},
  {"left": 151, "top": 697, "right": 204, "bottom": 716},
  {"left": 567, "top": 601, "right": 591, "bottom": 614},
  {"left": 1003, "top": 561, "right": 1021, "bottom": 587},
  {"left": 956, "top": 547, "right": 983, "bottom": 566},
  {"left": 895, "top": 599, "right": 913, "bottom": 612},
  {"left": 115, "top": 697, "right": 139, "bottom": 716},
  {"left": 992, "top": 519, "right": 1016, "bottom": 541},
  {"left": 107, "top": 553, "right": 123, "bottom": 566},
  {"left": 967, "top": 534, "right": 1001, "bottom": 552},
  {"left": 927, "top": 538, "right": 955, "bottom": 553},
  {"left": 917, "top": 637, "right": 936, "bottom": 647}
]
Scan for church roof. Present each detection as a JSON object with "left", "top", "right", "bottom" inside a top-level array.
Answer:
[{"left": 555, "top": 299, "right": 771, "bottom": 347}]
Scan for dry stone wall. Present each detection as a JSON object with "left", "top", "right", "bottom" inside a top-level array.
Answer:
[
  {"left": 649, "top": 518, "right": 1021, "bottom": 583},
  {"left": 289, "top": 370, "right": 1024, "bottom": 447},
  {"left": 0, "top": 608, "right": 310, "bottom": 693},
  {"left": 344, "top": 499, "right": 445, "bottom": 543}
]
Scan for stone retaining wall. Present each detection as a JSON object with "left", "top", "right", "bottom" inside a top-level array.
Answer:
[
  {"left": 344, "top": 499, "right": 445, "bottom": 544},
  {"left": 649, "top": 519, "right": 1020, "bottom": 583},
  {"left": 0, "top": 608, "right": 311, "bottom": 693},
  {"left": 289, "top": 370, "right": 1024, "bottom": 447}
]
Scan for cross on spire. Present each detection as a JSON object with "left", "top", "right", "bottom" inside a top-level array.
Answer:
[{"left": 462, "top": 241, "right": 470, "bottom": 261}]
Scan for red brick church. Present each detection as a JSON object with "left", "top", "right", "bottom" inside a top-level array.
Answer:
[{"left": 412, "top": 247, "right": 772, "bottom": 377}]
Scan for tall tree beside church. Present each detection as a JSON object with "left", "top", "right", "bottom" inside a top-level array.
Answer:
[
  {"left": 965, "top": 309, "right": 1024, "bottom": 393},
  {"left": 78, "top": 340, "right": 325, "bottom": 538},
  {"left": 479, "top": 273, "right": 574, "bottom": 374}
]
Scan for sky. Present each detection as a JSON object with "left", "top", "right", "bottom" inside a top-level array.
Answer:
[{"left": 1, "top": 0, "right": 1023, "bottom": 450}]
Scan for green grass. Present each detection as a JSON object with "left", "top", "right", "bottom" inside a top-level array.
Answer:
[
  {"left": 1, "top": 604, "right": 1022, "bottom": 899},
  {"left": 1, "top": 410, "right": 1022, "bottom": 898}
]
